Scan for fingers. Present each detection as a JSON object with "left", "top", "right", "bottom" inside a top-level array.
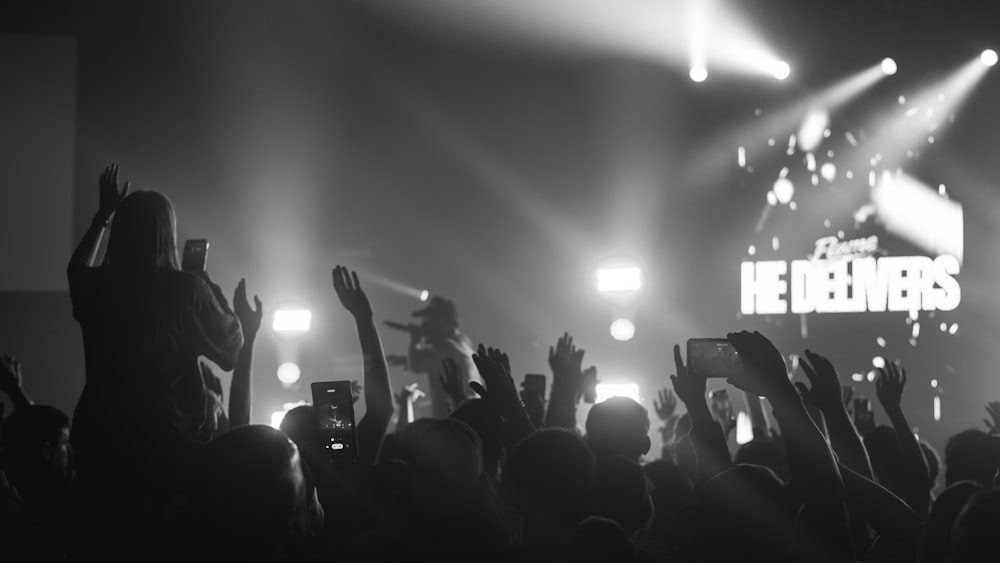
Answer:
[
  {"left": 121, "top": 181, "right": 131, "bottom": 199},
  {"left": 799, "top": 357, "right": 818, "bottom": 384},
  {"left": 351, "top": 270, "right": 361, "bottom": 291},
  {"left": 253, "top": 295, "right": 262, "bottom": 312},
  {"left": 673, "top": 344, "right": 686, "bottom": 376},
  {"left": 794, "top": 381, "right": 811, "bottom": 400},
  {"left": 469, "top": 380, "right": 488, "bottom": 399}
]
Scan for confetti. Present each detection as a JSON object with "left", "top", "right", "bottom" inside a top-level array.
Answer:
[
  {"left": 845, "top": 170, "right": 854, "bottom": 179},
  {"left": 837, "top": 230, "right": 845, "bottom": 239},
  {"left": 939, "top": 184, "right": 946, "bottom": 196},
  {"left": 949, "top": 323, "right": 958, "bottom": 335},
  {"left": 748, "top": 244, "right": 756, "bottom": 256},
  {"left": 738, "top": 146, "right": 746, "bottom": 167},
  {"left": 823, "top": 219, "right": 831, "bottom": 228},
  {"left": 898, "top": 95, "right": 906, "bottom": 104},
  {"left": 811, "top": 174, "right": 819, "bottom": 186},
  {"left": 852, "top": 373, "right": 864, "bottom": 382},
  {"left": 930, "top": 379, "right": 938, "bottom": 388},
  {"left": 789, "top": 201, "right": 797, "bottom": 210},
  {"left": 755, "top": 108, "right": 763, "bottom": 116},
  {"left": 766, "top": 191, "right": 777, "bottom": 206},
  {"left": 912, "top": 322, "right": 921, "bottom": 338},
  {"left": 928, "top": 136, "right": 935, "bottom": 144},
  {"left": 940, "top": 322, "right": 947, "bottom": 332},
  {"left": 906, "top": 107, "right": 918, "bottom": 117},
  {"left": 820, "top": 162, "right": 836, "bottom": 182},
  {"left": 806, "top": 153, "right": 816, "bottom": 171},
  {"left": 772, "top": 236, "right": 780, "bottom": 251},
  {"left": 873, "top": 356, "right": 886, "bottom": 369},
  {"left": 779, "top": 166, "right": 790, "bottom": 178},
  {"left": 768, "top": 138, "right": 776, "bottom": 146},
  {"left": 867, "top": 371, "right": 877, "bottom": 382},
  {"left": 876, "top": 337, "right": 886, "bottom": 347},
  {"left": 845, "top": 131, "right": 858, "bottom": 146}
]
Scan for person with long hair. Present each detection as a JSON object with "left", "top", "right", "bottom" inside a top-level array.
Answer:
[{"left": 67, "top": 164, "right": 243, "bottom": 497}]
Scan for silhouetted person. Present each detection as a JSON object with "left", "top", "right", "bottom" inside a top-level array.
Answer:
[
  {"left": 944, "top": 429, "right": 996, "bottom": 487},
  {"left": 585, "top": 396, "right": 651, "bottom": 461},
  {"left": 67, "top": 165, "right": 242, "bottom": 554}
]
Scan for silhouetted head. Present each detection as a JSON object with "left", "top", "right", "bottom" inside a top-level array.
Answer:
[
  {"left": 397, "top": 418, "right": 435, "bottom": 463},
  {"left": 568, "top": 517, "right": 636, "bottom": 563},
  {"left": 407, "top": 418, "right": 485, "bottom": 517},
  {"left": 1, "top": 405, "right": 73, "bottom": 495},
  {"left": 105, "top": 190, "right": 179, "bottom": 276},
  {"left": 950, "top": 489, "right": 1000, "bottom": 562},
  {"left": 864, "top": 425, "right": 906, "bottom": 495},
  {"left": 280, "top": 405, "right": 323, "bottom": 466},
  {"left": 585, "top": 397, "right": 651, "bottom": 461},
  {"left": 643, "top": 459, "right": 693, "bottom": 513},
  {"left": 694, "top": 464, "right": 796, "bottom": 561},
  {"left": 920, "top": 480, "right": 985, "bottom": 563},
  {"left": 506, "top": 428, "right": 596, "bottom": 527},
  {"left": 945, "top": 429, "right": 995, "bottom": 487},
  {"left": 450, "top": 398, "right": 503, "bottom": 478},
  {"left": 591, "top": 455, "right": 654, "bottom": 535},
  {"left": 174, "top": 425, "right": 309, "bottom": 560}
]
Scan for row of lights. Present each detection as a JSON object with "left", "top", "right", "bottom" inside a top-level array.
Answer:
[{"left": 690, "top": 50, "right": 997, "bottom": 83}]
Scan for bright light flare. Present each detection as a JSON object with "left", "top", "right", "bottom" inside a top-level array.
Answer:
[
  {"left": 595, "top": 382, "right": 640, "bottom": 404},
  {"left": 273, "top": 309, "right": 312, "bottom": 333},
  {"left": 596, "top": 266, "right": 642, "bottom": 293},
  {"left": 277, "top": 362, "right": 301, "bottom": 384},
  {"left": 270, "top": 401, "right": 309, "bottom": 429},
  {"left": 873, "top": 172, "right": 964, "bottom": 263},
  {"left": 881, "top": 57, "right": 898, "bottom": 75},
  {"left": 689, "top": 66, "right": 708, "bottom": 82},
  {"left": 736, "top": 411, "right": 753, "bottom": 445},
  {"left": 609, "top": 318, "right": 636, "bottom": 341},
  {"left": 771, "top": 61, "right": 791, "bottom": 80},
  {"left": 982, "top": 49, "right": 998, "bottom": 67}
]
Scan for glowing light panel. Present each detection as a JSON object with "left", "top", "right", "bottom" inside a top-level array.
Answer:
[
  {"left": 596, "top": 266, "right": 642, "bottom": 293},
  {"left": 273, "top": 309, "right": 312, "bottom": 333},
  {"left": 595, "top": 382, "right": 641, "bottom": 404}
]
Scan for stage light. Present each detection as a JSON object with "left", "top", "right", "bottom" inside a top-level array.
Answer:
[
  {"left": 273, "top": 309, "right": 312, "bottom": 333},
  {"left": 596, "top": 266, "right": 642, "bottom": 293},
  {"left": 873, "top": 172, "right": 964, "bottom": 263},
  {"left": 610, "top": 318, "right": 636, "bottom": 341},
  {"left": 771, "top": 61, "right": 790, "bottom": 80},
  {"left": 277, "top": 362, "right": 301, "bottom": 384},
  {"left": 419, "top": 290, "right": 430, "bottom": 302},
  {"left": 772, "top": 178, "right": 794, "bottom": 204},
  {"left": 881, "top": 57, "right": 897, "bottom": 76},
  {"left": 689, "top": 66, "right": 708, "bottom": 83},
  {"left": 595, "top": 382, "right": 640, "bottom": 404},
  {"left": 982, "top": 49, "right": 998, "bottom": 67}
]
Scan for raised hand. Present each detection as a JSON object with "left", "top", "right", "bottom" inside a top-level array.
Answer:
[
  {"left": 985, "top": 401, "right": 1000, "bottom": 434},
  {"left": 796, "top": 349, "right": 844, "bottom": 411},
  {"left": 332, "top": 266, "right": 373, "bottom": 321},
  {"left": 548, "top": 332, "right": 586, "bottom": 394},
  {"left": 726, "top": 331, "right": 796, "bottom": 402},
  {"left": 0, "top": 355, "right": 23, "bottom": 397},
  {"left": 841, "top": 385, "right": 855, "bottom": 410},
  {"left": 233, "top": 279, "right": 263, "bottom": 341},
  {"left": 470, "top": 344, "right": 521, "bottom": 417},
  {"left": 439, "top": 357, "right": 468, "bottom": 408},
  {"left": 653, "top": 388, "right": 678, "bottom": 422},
  {"left": 397, "top": 383, "right": 425, "bottom": 405},
  {"left": 669, "top": 344, "right": 706, "bottom": 408},
  {"left": 875, "top": 361, "right": 906, "bottom": 411},
  {"left": 98, "top": 163, "right": 130, "bottom": 220}
]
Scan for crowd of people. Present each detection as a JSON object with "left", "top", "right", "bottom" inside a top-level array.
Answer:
[{"left": 3, "top": 164, "right": 1000, "bottom": 562}]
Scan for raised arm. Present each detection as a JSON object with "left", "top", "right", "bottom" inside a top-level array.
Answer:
[
  {"left": 797, "top": 349, "right": 874, "bottom": 480},
  {"left": 544, "top": 333, "right": 586, "bottom": 429},
  {"left": 727, "top": 331, "right": 854, "bottom": 563},
  {"left": 470, "top": 344, "right": 535, "bottom": 447},
  {"left": 671, "top": 344, "right": 732, "bottom": 481},
  {"left": 333, "top": 266, "right": 393, "bottom": 467},
  {"left": 394, "top": 383, "right": 424, "bottom": 434},
  {"left": 229, "top": 279, "right": 262, "bottom": 429},
  {"left": 68, "top": 164, "right": 130, "bottom": 277},
  {"left": 0, "top": 355, "right": 32, "bottom": 411},
  {"left": 875, "top": 361, "right": 930, "bottom": 518}
]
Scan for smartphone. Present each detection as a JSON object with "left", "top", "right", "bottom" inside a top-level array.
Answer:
[
  {"left": 523, "top": 373, "right": 547, "bottom": 400},
  {"left": 182, "top": 239, "right": 209, "bottom": 272},
  {"left": 310, "top": 381, "right": 359, "bottom": 464},
  {"left": 687, "top": 338, "right": 743, "bottom": 379}
]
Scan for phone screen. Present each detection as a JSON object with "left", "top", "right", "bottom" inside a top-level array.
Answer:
[
  {"left": 311, "top": 381, "right": 359, "bottom": 463},
  {"left": 182, "top": 239, "right": 209, "bottom": 272},
  {"left": 687, "top": 338, "right": 743, "bottom": 379}
]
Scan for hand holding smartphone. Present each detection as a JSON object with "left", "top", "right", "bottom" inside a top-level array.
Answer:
[
  {"left": 311, "top": 381, "right": 359, "bottom": 464},
  {"left": 182, "top": 239, "right": 209, "bottom": 272},
  {"left": 687, "top": 338, "right": 743, "bottom": 379}
]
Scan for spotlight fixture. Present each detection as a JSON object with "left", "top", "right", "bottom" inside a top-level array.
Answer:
[
  {"left": 771, "top": 61, "right": 790, "bottom": 80},
  {"left": 881, "top": 57, "right": 898, "bottom": 75},
  {"left": 982, "top": 49, "right": 998, "bottom": 67},
  {"left": 689, "top": 66, "right": 708, "bottom": 83},
  {"left": 610, "top": 318, "right": 636, "bottom": 341}
]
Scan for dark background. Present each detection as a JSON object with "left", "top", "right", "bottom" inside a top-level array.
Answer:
[{"left": 2, "top": 0, "right": 999, "bottom": 452}]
